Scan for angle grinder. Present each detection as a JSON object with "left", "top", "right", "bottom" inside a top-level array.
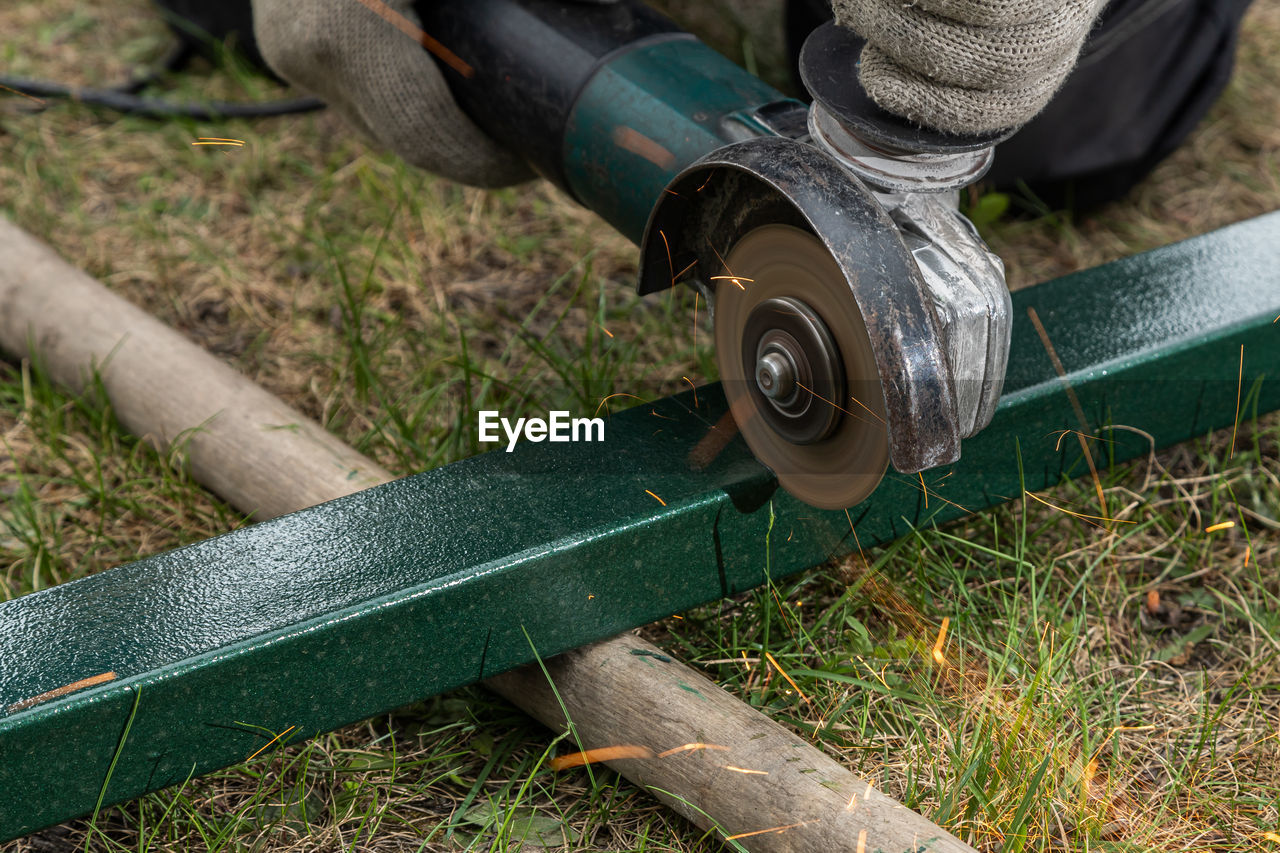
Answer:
[{"left": 418, "top": 0, "right": 1013, "bottom": 509}]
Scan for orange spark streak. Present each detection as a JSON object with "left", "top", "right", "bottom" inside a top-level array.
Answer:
[
  {"left": 1205, "top": 521, "right": 1236, "bottom": 533},
  {"left": 764, "top": 651, "right": 809, "bottom": 705},
  {"left": 695, "top": 173, "right": 715, "bottom": 193},
  {"left": 247, "top": 725, "right": 296, "bottom": 761},
  {"left": 1230, "top": 345, "right": 1244, "bottom": 457},
  {"left": 931, "top": 616, "right": 949, "bottom": 665},
  {"left": 194, "top": 137, "right": 244, "bottom": 144},
  {"left": 550, "top": 744, "right": 654, "bottom": 770},
  {"left": 660, "top": 229, "right": 674, "bottom": 283},
  {"left": 793, "top": 381, "right": 883, "bottom": 427},
  {"left": 845, "top": 508, "right": 868, "bottom": 570},
  {"left": 709, "top": 274, "right": 752, "bottom": 290},
  {"left": 351, "top": 0, "right": 473, "bottom": 76},
  {"left": 722, "top": 765, "right": 768, "bottom": 775},
  {"left": 845, "top": 793, "right": 859, "bottom": 811},
  {"left": 6, "top": 671, "right": 117, "bottom": 713},
  {"left": 1028, "top": 306, "right": 1109, "bottom": 522},
  {"left": 645, "top": 489, "right": 667, "bottom": 506},
  {"left": 0, "top": 81, "right": 46, "bottom": 104},
  {"left": 1051, "top": 428, "right": 1117, "bottom": 452},
  {"left": 707, "top": 240, "right": 746, "bottom": 290},
  {"left": 857, "top": 828, "right": 867, "bottom": 853},
  {"left": 598, "top": 324, "right": 614, "bottom": 338},
  {"left": 673, "top": 259, "right": 697, "bottom": 281},
  {"left": 1245, "top": 545, "right": 1252, "bottom": 568},
  {"left": 919, "top": 472, "right": 928, "bottom": 509},
  {"left": 657, "top": 742, "right": 730, "bottom": 758},
  {"left": 693, "top": 290, "right": 698, "bottom": 350},
  {"left": 1023, "top": 491, "right": 1135, "bottom": 526},
  {"left": 682, "top": 376, "right": 698, "bottom": 406},
  {"left": 594, "top": 392, "right": 645, "bottom": 416},
  {"left": 725, "top": 821, "right": 816, "bottom": 841}
]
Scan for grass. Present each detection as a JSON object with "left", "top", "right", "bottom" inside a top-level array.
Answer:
[{"left": 2, "top": 0, "right": 1279, "bottom": 850}]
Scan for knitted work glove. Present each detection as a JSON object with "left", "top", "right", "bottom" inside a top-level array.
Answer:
[
  {"left": 830, "top": 0, "right": 1109, "bottom": 135},
  {"left": 252, "top": 0, "right": 530, "bottom": 187}
]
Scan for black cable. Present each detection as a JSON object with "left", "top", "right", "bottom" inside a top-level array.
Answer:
[{"left": 1, "top": 41, "right": 324, "bottom": 120}]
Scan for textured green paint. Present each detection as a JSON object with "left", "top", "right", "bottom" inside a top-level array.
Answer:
[
  {"left": 1, "top": 211, "right": 1278, "bottom": 839},
  {"left": 563, "top": 39, "right": 794, "bottom": 242}
]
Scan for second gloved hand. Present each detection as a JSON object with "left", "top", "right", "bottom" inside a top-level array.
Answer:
[
  {"left": 252, "top": 0, "right": 530, "bottom": 187},
  {"left": 830, "top": 0, "right": 1108, "bottom": 135}
]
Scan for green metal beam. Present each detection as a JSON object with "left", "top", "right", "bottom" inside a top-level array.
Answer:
[{"left": 2, "top": 211, "right": 1279, "bottom": 840}]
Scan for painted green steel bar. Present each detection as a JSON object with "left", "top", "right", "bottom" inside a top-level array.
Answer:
[{"left": 2, "top": 212, "right": 1279, "bottom": 839}]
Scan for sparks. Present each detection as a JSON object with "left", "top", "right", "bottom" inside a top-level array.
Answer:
[
  {"left": 931, "top": 616, "right": 949, "bottom": 665},
  {"left": 919, "top": 472, "right": 928, "bottom": 508},
  {"left": 645, "top": 489, "right": 667, "bottom": 506},
  {"left": 682, "top": 376, "right": 698, "bottom": 406},
  {"left": 659, "top": 229, "right": 675, "bottom": 284},
  {"left": 192, "top": 137, "right": 244, "bottom": 146},
  {"left": 550, "top": 744, "right": 654, "bottom": 770},
  {"left": 594, "top": 392, "right": 645, "bottom": 417},
  {"left": 1024, "top": 491, "right": 1136, "bottom": 526},
  {"left": 692, "top": 289, "right": 699, "bottom": 350},
  {"left": 0, "top": 81, "right": 46, "bottom": 105},
  {"left": 351, "top": 0, "right": 472, "bottom": 75},
  {"left": 725, "top": 821, "right": 816, "bottom": 841},
  {"left": 764, "top": 651, "right": 809, "bottom": 705},
  {"left": 1028, "top": 306, "right": 1109, "bottom": 522},
  {"left": 246, "top": 724, "right": 297, "bottom": 761},
  {"left": 657, "top": 743, "right": 730, "bottom": 758},
  {"left": 722, "top": 765, "right": 769, "bottom": 775},
  {"left": 6, "top": 671, "right": 117, "bottom": 714},
  {"left": 1205, "top": 520, "right": 1236, "bottom": 533},
  {"left": 597, "top": 324, "right": 613, "bottom": 338},
  {"left": 845, "top": 793, "right": 859, "bottom": 811},
  {"left": 793, "top": 381, "right": 884, "bottom": 427},
  {"left": 709, "top": 274, "right": 752, "bottom": 290},
  {"left": 857, "top": 828, "right": 868, "bottom": 853},
  {"left": 707, "top": 240, "right": 746, "bottom": 291}
]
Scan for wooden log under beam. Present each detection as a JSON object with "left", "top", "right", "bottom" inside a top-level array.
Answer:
[{"left": 0, "top": 216, "right": 976, "bottom": 851}]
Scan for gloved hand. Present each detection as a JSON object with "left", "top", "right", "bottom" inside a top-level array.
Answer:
[
  {"left": 252, "top": 0, "right": 530, "bottom": 187},
  {"left": 830, "top": 0, "right": 1108, "bottom": 135}
]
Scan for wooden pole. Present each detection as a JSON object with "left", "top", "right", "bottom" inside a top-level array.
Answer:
[{"left": 0, "top": 217, "right": 974, "bottom": 853}]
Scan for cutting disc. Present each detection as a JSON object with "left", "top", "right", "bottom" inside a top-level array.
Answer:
[{"left": 714, "top": 224, "right": 889, "bottom": 508}]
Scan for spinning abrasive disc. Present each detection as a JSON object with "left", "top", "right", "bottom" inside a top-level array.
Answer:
[{"left": 715, "top": 224, "right": 889, "bottom": 508}]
